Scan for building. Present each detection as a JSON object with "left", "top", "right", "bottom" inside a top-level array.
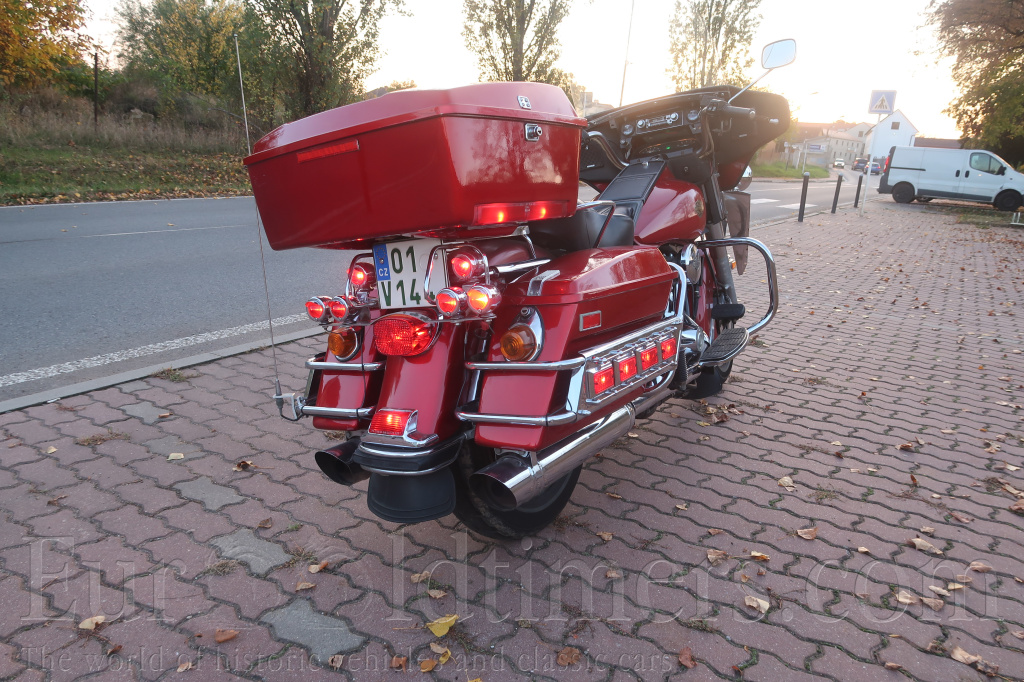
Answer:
[
  {"left": 864, "top": 110, "right": 918, "bottom": 161},
  {"left": 786, "top": 122, "right": 868, "bottom": 168},
  {"left": 914, "top": 137, "right": 962, "bottom": 149}
]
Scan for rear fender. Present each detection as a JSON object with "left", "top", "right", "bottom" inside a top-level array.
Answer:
[{"left": 311, "top": 323, "right": 383, "bottom": 431}]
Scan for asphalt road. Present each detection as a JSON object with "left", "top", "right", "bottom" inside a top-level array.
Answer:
[{"left": 0, "top": 178, "right": 885, "bottom": 406}]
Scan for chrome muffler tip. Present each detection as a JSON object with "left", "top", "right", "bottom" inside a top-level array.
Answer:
[
  {"left": 315, "top": 440, "right": 370, "bottom": 486},
  {"left": 472, "top": 457, "right": 533, "bottom": 511}
]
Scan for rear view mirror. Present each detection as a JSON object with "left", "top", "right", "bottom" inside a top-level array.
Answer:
[
  {"left": 998, "top": 166, "right": 1006, "bottom": 176},
  {"left": 762, "top": 39, "right": 796, "bottom": 70}
]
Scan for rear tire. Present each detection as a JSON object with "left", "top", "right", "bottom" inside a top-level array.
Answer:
[
  {"left": 994, "top": 190, "right": 1022, "bottom": 212},
  {"left": 892, "top": 183, "right": 915, "bottom": 204},
  {"left": 452, "top": 440, "right": 580, "bottom": 540},
  {"left": 915, "top": 197, "right": 933, "bottom": 203}
]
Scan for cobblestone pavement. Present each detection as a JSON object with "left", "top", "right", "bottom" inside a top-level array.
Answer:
[{"left": 1, "top": 201, "right": 1023, "bottom": 682}]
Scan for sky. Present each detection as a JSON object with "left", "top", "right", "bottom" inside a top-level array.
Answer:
[{"left": 82, "top": 0, "right": 962, "bottom": 138}]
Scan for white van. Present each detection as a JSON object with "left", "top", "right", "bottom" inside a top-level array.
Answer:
[{"left": 878, "top": 146, "right": 1023, "bottom": 211}]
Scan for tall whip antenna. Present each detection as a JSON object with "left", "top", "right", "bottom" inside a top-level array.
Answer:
[{"left": 234, "top": 33, "right": 286, "bottom": 405}]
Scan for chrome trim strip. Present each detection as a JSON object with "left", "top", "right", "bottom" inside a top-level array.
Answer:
[
  {"left": 305, "top": 357, "right": 384, "bottom": 372},
  {"left": 301, "top": 405, "right": 374, "bottom": 419},
  {"left": 526, "top": 269, "right": 560, "bottom": 296},
  {"left": 465, "top": 357, "right": 586, "bottom": 371},
  {"left": 494, "top": 258, "right": 550, "bottom": 276},
  {"left": 454, "top": 409, "right": 577, "bottom": 426},
  {"left": 696, "top": 237, "right": 778, "bottom": 334}
]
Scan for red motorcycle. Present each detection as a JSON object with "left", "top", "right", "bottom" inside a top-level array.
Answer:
[{"left": 244, "top": 40, "right": 796, "bottom": 539}]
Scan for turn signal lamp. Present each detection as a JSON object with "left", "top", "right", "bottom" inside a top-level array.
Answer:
[
  {"left": 328, "top": 329, "right": 358, "bottom": 360},
  {"left": 467, "top": 286, "right": 501, "bottom": 314},
  {"left": 305, "top": 297, "right": 330, "bottom": 323},
  {"left": 349, "top": 263, "right": 375, "bottom": 290},
  {"left": 328, "top": 297, "right": 349, "bottom": 321},
  {"left": 660, "top": 337, "right": 678, "bottom": 361},
  {"left": 640, "top": 346, "right": 659, "bottom": 371},
  {"left": 373, "top": 315, "right": 436, "bottom": 356},
  {"left": 369, "top": 409, "right": 413, "bottom": 437},
  {"left": 500, "top": 324, "right": 538, "bottom": 362},
  {"left": 618, "top": 356, "right": 638, "bottom": 382},
  {"left": 435, "top": 288, "right": 466, "bottom": 317},
  {"left": 592, "top": 366, "right": 615, "bottom": 394}
]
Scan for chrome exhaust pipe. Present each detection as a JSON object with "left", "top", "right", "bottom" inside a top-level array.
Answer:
[
  {"left": 471, "top": 403, "right": 637, "bottom": 511},
  {"left": 315, "top": 439, "right": 370, "bottom": 486}
]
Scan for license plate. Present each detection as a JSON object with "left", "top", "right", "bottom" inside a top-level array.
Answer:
[{"left": 373, "top": 239, "right": 446, "bottom": 309}]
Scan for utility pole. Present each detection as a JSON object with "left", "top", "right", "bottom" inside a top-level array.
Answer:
[{"left": 618, "top": 0, "right": 635, "bottom": 107}]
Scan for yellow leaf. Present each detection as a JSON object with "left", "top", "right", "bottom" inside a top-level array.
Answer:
[
  {"left": 420, "top": 659, "right": 437, "bottom": 672},
  {"left": 777, "top": 476, "right": 796, "bottom": 491},
  {"left": 177, "top": 661, "right": 193, "bottom": 672},
  {"left": 857, "top": 547, "right": 871, "bottom": 554},
  {"left": 896, "top": 590, "right": 919, "bottom": 605},
  {"left": 920, "top": 526, "right": 935, "bottom": 535},
  {"left": 426, "top": 614, "right": 458, "bottom": 637},
  {"left": 439, "top": 649, "right": 451, "bottom": 664},
  {"left": 606, "top": 492, "right": 622, "bottom": 499},
  {"left": 908, "top": 538, "right": 942, "bottom": 555},
  {"left": 296, "top": 581, "right": 315, "bottom": 591},
  {"left": 750, "top": 551, "right": 770, "bottom": 562},
  {"left": 79, "top": 615, "right": 106, "bottom": 630},
  {"left": 968, "top": 561, "right": 992, "bottom": 573},
  {"left": 45, "top": 446, "right": 57, "bottom": 454},
  {"left": 950, "top": 646, "right": 981, "bottom": 665},
  {"left": 167, "top": 453, "right": 184, "bottom": 460},
  {"left": 947, "top": 582, "right": 965, "bottom": 591},
  {"left": 707, "top": 549, "right": 728, "bottom": 566},
  {"left": 744, "top": 595, "right": 769, "bottom": 614},
  {"left": 920, "top": 596, "right": 944, "bottom": 611},
  {"left": 596, "top": 531, "right": 613, "bottom": 542},
  {"left": 429, "top": 642, "right": 447, "bottom": 655},
  {"left": 308, "top": 561, "right": 329, "bottom": 574},
  {"left": 927, "top": 585, "right": 950, "bottom": 597},
  {"left": 427, "top": 589, "right": 447, "bottom": 599},
  {"left": 675, "top": 503, "right": 688, "bottom": 510},
  {"left": 410, "top": 570, "right": 431, "bottom": 583},
  {"left": 796, "top": 527, "right": 818, "bottom": 540}
]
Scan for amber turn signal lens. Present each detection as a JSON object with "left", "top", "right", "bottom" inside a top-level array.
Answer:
[
  {"left": 500, "top": 324, "right": 537, "bottom": 361},
  {"left": 467, "top": 285, "right": 500, "bottom": 313},
  {"left": 328, "top": 329, "right": 358, "bottom": 359}
]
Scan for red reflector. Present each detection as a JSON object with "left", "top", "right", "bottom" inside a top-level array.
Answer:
[
  {"left": 640, "top": 346, "right": 659, "bottom": 370},
  {"left": 593, "top": 366, "right": 615, "bottom": 394},
  {"left": 529, "top": 200, "right": 570, "bottom": 221},
  {"left": 579, "top": 311, "right": 602, "bottom": 331},
  {"left": 660, "top": 337, "right": 678, "bottom": 360},
  {"left": 618, "top": 356, "right": 638, "bottom": 382},
  {"left": 305, "top": 298, "right": 327, "bottom": 322},
  {"left": 373, "top": 315, "right": 436, "bottom": 356},
  {"left": 472, "top": 201, "right": 570, "bottom": 226},
  {"left": 369, "top": 409, "right": 411, "bottom": 436},
  {"left": 297, "top": 139, "right": 359, "bottom": 163},
  {"left": 451, "top": 255, "right": 475, "bottom": 279},
  {"left": 329, "top": 298, "right": 348, "bottom": 320}
]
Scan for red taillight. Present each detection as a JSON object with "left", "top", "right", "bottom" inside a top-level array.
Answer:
[
  {"left": 373, "top": 315, "right": 436, "bottom": 356},
  {"left": 618, "top": 356, "right": 638, "bottom": 382},
  {"left": 349, "top": 263, "right": 375, "bottom": 289},
  {"left": 466, "top": 286, "right": 500, "bottom": 314},
  {"left": 640, "top": 346, "right": 659, "bottom": 370},
  {"left": 660, "top": 337, "right": 678, "bottom": 361},
  {"left": 472, "top": 201, "right": 570, "bottom": 226},
  {"left": 435, "top": 288, "right": 465, "bottom": 317},
  {"left": 592, "top": 366, "right": 615, "bottom": 394},
  {"left": 369, "top": 409, "right": 413, "bottom": 437},
  {"left": 329, "top": 297, "right": 349, "bottom": 321},
  {"left": 448, "top": 249, "right": 486, "bottom": 284},
  {"left": 305, "top": 297, "right": 329, "bottom": 323}
]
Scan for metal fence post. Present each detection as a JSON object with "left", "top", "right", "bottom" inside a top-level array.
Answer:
[
  {"left": 797, "top": 172, "right": 810, "bottom": 222},
  {"left": 831, "top": 173, "right": 844, "bottom": 213},
  {"left": 853, "top": 174, "right": 863, "bottom": 208}
]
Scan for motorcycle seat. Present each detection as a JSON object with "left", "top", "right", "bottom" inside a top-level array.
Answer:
[{"left": 528, "top": 203, "right": 635, "bottom": 253}]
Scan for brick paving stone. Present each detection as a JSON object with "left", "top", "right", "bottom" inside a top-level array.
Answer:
[
  {"left": 93, "top": 507, "right": 171, "bottom": 546},
  {"left": 119, "top": 402, "right": 168, "bottom": 425},
  {"left": 140, "top": 532, "right": 218, "bottom": 580},
  {"left": 114, "top": 481, "right": 184, "bottom": 514},
  {"left": 75, "top": 536, "right": 156, "bottom": 586},
  {"left": 173, "top": 476, "right": 243, "bottom": 511},
  {"left": 209, "top": 529, "right": 289, "bottom": 577},
  {"left": 141, "top": 435, "right": 201, "bottom": 458},
  {"left": 260, "top": 599, "right": 365, "bottom": 662},
  {"left": 0, "top": 573, "right": 58, "bottom": 637}
]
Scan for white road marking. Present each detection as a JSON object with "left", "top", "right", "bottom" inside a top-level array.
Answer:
[
  {"left": 749, "top": 198, "right": 779, "bottom": 204},
  {"left": 0, "top": 314, "right": 308, "bottom": 387},
  {"left": 80, "top": 225, "right": 249, "bottom": 239},
  {"left": 779, "top": 203, "right": 817, "bottom": 209}
]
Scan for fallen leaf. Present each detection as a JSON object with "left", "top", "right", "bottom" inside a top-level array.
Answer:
[
  {"left": 256, "top": 518, "right": 272, "bottom": 529},
  {"left": 708, "top": 528, "right": 724, "bottom": 535},
  {"left": 950, "top": 646, "right": 981, "bottom": 666},
  {"left": 596, "top": 531, "right": 613, "bottom": 542},
  {"left": 1010, "top": 630, "right": 1024, "bottom": 640},
  {"left": 214, "top": 629, "right": 238, "bottom": 643},
  {"left": 556, "top": 646, "right": 581, "bottom": 666},
  {"left": 420, "top": 660, "right": 437, "bottom": 672},
  {"left": 740, "top": 574, "right": 750, "bottom": 583},
  {"left": 308, "top": 561, "right": 329, "bottom": 574},
  {"left": 232, "top": 460, "right": 255, "bottom": 471},
  {"left": 950, "top": 511, "right": 972, "bottom": 523},
  {"left": 675, "top": 504, "right": 688, "bottom": 511},
  {"left": 831, "top": 441, "right": 842, "bottom": 446},
  {"left": 79, "top": 615, "right": 106, "bottom": 630},
  {"left": 898, "top": 443, "right": 914, "bottom": 451},
  {"left": 45, "top": 446, "right": 57, "bottom": 454},
  {"left": 605, "top": 569, "right": 622, "bottom": 579},
  {"left": 919, "top": 526, "right": 935, "bottom": 535},
  {"left": 158, "top": 412, "right": 172, "bottom": 418},
  {"left": 947, "top": 582, "right": 964, "bottom": 591},
  {"left": 778, "top": 476, "right": 796, "bottom": 492},
  {"left": 796, "top": 527, "right": 818, "bottom": 540},
  {"left": 295, "top": 581, "right": 315, "bottom": 591},
  {"left": 606, "top": 492, "right": 622, "bottom": 500},
  {"left": 750, "top": 551, "right": 770, "bottom": 562},
  {"left": 896, "top": 591, "right": 919, "bottom": 605},
  {"left": 884, "top": 662, "right": 902, "bottom": 670},
  {"left": 167, "top": 453, "right": 184, "bottom": 461},
  {"left": 976, "top": 659, "right": 1000, "bottom": 676},
  {"left": 439, "top": 649, "right": 451, "bottom": 664},
  {"left": 328, "top": 655, "right": 344, "bottom": 669},
  {"left": 390, "top": 656, "right": 407, "bottom": 671},
  {"left": 940, "top": 429, "right": 955, "bottom": 434},
  {"left": 426, "top": 614, "right": 458, "bottom": 637},
  {"left": 697, "top": 421, "right": 711, "bottom": 427},
  {"left": 910, "top": 474, "right": 919, "bottom": 486},
  {"left": 678, "top": 647, "right": 697, "bottom": 669},
  {"left": 909, "top": 538, "right": 942, "bottom": 555},
  {"left": 430, "top": 641, "right": 448, "bottom": 655},
  {"left": 920, "top": 596, "right": 944, "bottom": 611},
  {"left": 427, "top": 589, "right": 447, "bottom": 599},
  {"left": 410, "top": 570, "right": 431, "bottom": 583},
  {"left": 857, "top": 547, "right": 871, "bottom": 554},
  {"left": 707, "top": 549, "right": 729, "bottom": 566},
  {"left": 107, "top": 644, "right": 122, "bottom": 655},
  {"left": 927, "top": 586, "right": 950, "bottom": 597},
  {"left": 744, "top": 595, "right": 769, "bottom": 614},
  {"left": 968, "top": 561, "right": 992, "bottom": 573},
  {"left": 1010, "top": 499, "right": 1024, "bottom": 515},
  {"left": 177, "top": 661, "right": 193, "bottom": 673},
  {"left": 956, "top": 574, "right": 973, "bottom": 583}
]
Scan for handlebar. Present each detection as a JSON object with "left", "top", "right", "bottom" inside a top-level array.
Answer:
[{"left": 707, "top": 99, "right": 755, "bottom": 120}]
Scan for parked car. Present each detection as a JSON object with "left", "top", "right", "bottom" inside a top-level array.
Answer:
[
  {"left": 852, "top": 158, "right": 868, "bottom": 172},
  {"left": 864, "top": 162, "right": 882, "bottom": 175},
  {"left": 833, "top": 159, "right": 845, "bottom": 168},
  {"left": 878, "top": 145, "right": 1023, "bottom": 210}
]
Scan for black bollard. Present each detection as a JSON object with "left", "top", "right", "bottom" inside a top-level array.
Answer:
[
  {"left": 853, "top": 174, "right": 863, "bottom": 208},
  {"left": 831, "top": 173, "right": 844, "bottom": 213},
  {"left": 797, "top": 171, "right": 810, "bottom": 222}
]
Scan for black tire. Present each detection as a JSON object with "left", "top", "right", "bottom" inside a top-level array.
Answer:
[
  {"left": 683, "top": 291, "right": 733, "bottom": 400},
  {"left": 994, "top": 191, "right": 1022, "bottom": 212},
  {"left": 892, "top": 182, "right": 915, "bottom": 204},
  {"left": 452, "top": 440, "right": 580, "bottom": 540},
  {"left": 915, "top": 197, "right": 933, "bottom": 203}
]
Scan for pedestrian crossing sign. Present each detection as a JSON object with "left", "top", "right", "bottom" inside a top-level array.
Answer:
[{"left": 868, "top": 90, "right": 896, "bottom": 115}]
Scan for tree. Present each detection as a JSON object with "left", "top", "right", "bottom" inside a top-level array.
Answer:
[
  {"left": 1, "top": 0, "right": 90, "bottom": 88},
  {"left": 462, "top": 0, "right": 571, "bottom": 84},
  {"left": 248, "top": 0, "right": 400, "bottom": 118},
  {"left": 666, "top": 0, "right": 761, "bottom": 92},
  {"left": 928, "top": 0, "right": 1024, "bottom": 164}
]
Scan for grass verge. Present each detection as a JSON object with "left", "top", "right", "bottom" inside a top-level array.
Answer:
[{"left": 751, "top": 162, "right": 830, "bottom": 179}]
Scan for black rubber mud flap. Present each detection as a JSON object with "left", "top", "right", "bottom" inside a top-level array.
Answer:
[{"left": 367, "top": 468, "right": 456, "bottom": 524}]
